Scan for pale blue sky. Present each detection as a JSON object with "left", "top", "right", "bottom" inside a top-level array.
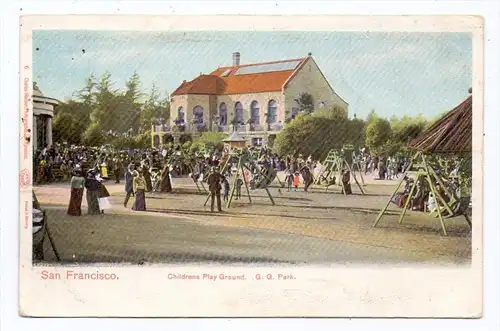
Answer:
[{"left": 33, "top": 30, "right": 472, "bottom": 119}]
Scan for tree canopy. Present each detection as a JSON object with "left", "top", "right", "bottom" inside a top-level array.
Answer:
[{"left": 50, "top": 71, "right": 170, "bottom": 148}]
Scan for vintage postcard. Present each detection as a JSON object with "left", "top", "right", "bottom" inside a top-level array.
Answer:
[{"left": 19, "top": 15, "right": 483, "bottom": 317}]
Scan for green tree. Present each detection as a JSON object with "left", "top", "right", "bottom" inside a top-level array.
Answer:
[
  {"left": 365, "top": 109, "right": 378, "bottom": 124},
  {"left": 91, "top": 71, "right": 118, "bottom": 129},
  {"left": 52, "top": 101, "right": 90, "bottom": 144},
  {"left": 193, "top": 132, "right": 228, "bottom": 152},
  {"left": 313, "top": 106, "right": 347, "bottom": 120},
  {"left": 346, "top": 118, "right": 366, "bottom": 148},
  {"left": 273, "top": 114, "right": 351, "bottom": 161},
  {"left": 75, "top": 73, "right": 97, "bottom": 107},
  {"left": 389, "top": 113, "right": 431, "bottom": 151},
  {"left": 157, "top": 91, "right": 171, "bottom": 120},
  {"left": 133, "top": 132, "right": 151, "bottom": 148},
  {"left": 124, "top": 71, "right": 143, "bottom": 102},
  {"left": 119, "top": 72, "right": 144, "bottom": 133},
  {"left": 297, "top": 93, "right": 314, "bottom": 114},
  {"left": 140, "top": 84, "right": 161, "bottom": 130},
  {"left": 138, "top": 85, "right": 170, "bottom": 133},
  {"left": 82, "top": 122, "right": 104, "bottom": 146},
  {"left": 365, "top": 117, "right": 393, "bottom": 156}
]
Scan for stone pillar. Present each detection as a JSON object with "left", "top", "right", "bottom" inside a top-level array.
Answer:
[
  {"left": 46, "top": 117, "right": 53, "bottom": 147},
  {"left": 33, "top": 116, "right": 37, "bottom": 151}
]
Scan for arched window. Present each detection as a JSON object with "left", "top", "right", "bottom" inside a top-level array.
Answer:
[
  {"left": 177, "top": 107, "right": 185, "bottom": 123},
  {"left": 234, "top": 102, "right": 244, "bottom": 124},
  {"left": 291, "top": 99, "right": 299, "bottom": 119},
  {"left": 267, "top": 100, "right": 278, "bottom": 124},
  {"left": 219, "top": 103, "right": 227, "bottom": 125},
  {"left": 250, "top": 101, "right": 260, "bottom": 124},
  {"left": 193, "top": 105, "right": 204, "bottom": 124}
]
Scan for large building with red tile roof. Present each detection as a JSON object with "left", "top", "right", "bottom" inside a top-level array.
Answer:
[{"left": 153, "top": 53, "right": 348, "bottom": 147}]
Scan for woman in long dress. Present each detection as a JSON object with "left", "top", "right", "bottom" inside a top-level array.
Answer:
[
  {"left": 132, "top": 170, "right": 147, "bottom": 211},
  {"left": 67, "top": 169, "right": 85, "bottom": 216},
  {"left": 160, "top": 164, "right": 172, "bottom": 193},
  {"left": 142, "top": 164, "right": 153, "bottom": 192},
  {"left": 85, "top": 169, "right": 102, "bottom": 215},
  {"left": 300, "top": 165, "right": 314, "bottom": 193}
]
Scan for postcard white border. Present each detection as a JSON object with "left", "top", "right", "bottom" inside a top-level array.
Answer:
[{"left": 2, "top": 0, "right": 499, "bottom": 329}]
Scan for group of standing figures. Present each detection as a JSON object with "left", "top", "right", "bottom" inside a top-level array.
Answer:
[
  {"left": 66, "top": 162, "right": 173, "bottom": 216},
  {"left": 122, "top": 163, "right": 172, "bottom": 211},
  {"left": 67, "top": 168, "right": 111, "bottom": 216}
]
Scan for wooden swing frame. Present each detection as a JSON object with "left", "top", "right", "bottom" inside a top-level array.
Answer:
[
  {"left": 314, "top": 149, "right": 365, "bottom": 195},
  {"left": 204, "top": 151, "right": 276, "bottom": 209},
  {"left": 373, "top": 151, "right": 472, "bottom": 236}
]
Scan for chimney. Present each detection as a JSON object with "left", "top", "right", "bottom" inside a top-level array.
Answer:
[{"left": 233, "top": 52, "right": 240, "bottom": 66}]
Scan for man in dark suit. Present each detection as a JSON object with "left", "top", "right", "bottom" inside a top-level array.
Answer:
[
  {"left": 206, "top": 166, "right": 223, "bottom": 212},
  {"left": 123, "top": 163, "right": 135, "bottom": 207}
]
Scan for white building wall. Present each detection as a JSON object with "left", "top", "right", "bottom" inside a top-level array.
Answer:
[
  {"left": 170, "top": 94, "right": 211, "bottom": 126},
  {"left": 283, "top": 58, "right": 348, "bottom": 117}
]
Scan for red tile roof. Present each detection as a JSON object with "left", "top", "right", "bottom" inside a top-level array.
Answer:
[
  {"left": 409, "top": 95, "right": 472, "bottom": 153},
  {"left": 172, "top": 57, "right": 309, "bottom": 96}
]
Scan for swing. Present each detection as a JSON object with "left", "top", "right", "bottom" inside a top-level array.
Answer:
[
  {"left": 313, "top": 149, "right": 365, "bottom": 195},
  {"left": 204, "top": 149, "right": 276, "bottom": 209},
  {"left": 373, "top": 151, "right": 471, "bottom": 236}
]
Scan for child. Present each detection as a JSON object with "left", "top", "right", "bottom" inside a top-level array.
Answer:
[
  {"left": 222, "top": 177, "right": 230, "bottom": 202},
  {"left": 284, "top": 169, "right": 293, "bottom": 191},
  {"left": 235, "top": 175, "right": 243, "bottom": 200},
  {"left": 293, "top": 171, "right": 300, "bottom": 191}
]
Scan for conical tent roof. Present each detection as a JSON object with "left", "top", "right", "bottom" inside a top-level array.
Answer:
[
  {"left": 223, "top": 130, "right": 246, "bottom": 142},
  {"left": 409, "top": 95, "right": 472, "bottom": 153}
]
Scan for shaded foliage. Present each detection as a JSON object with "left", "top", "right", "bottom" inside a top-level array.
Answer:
[
  {"left": 296, "top": 92, "right": 314, "bottom": 114},
  {"left": 365, "top": 117, "right": 393, "bottom": 156},
  {"left": 193, "top": 132, "right": 228, "bottom": 152},
  {"left": 52, "top": 71, "right": 170, "bottom": 147},
  {"left": 52, "top": 101, "right": 91, "bottom": 144},
  {"left": 273, "top": 114, "right": 362, "bottom": 161}
]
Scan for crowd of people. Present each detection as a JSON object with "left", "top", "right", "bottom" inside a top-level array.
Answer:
[
  {"left": 34, "top": 141, "right": 425, "bottom": 216},
  {"left": 361, "top": 152, "right": 410, "bottom": 181}
]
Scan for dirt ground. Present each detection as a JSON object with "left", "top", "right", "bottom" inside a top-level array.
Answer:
[{"left": 34, "top": 173, "right": 472, "bottom": 265}]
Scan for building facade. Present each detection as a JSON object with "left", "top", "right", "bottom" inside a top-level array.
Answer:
[
  {"left": 151, "top": 53, "right": 348, "bottom": 148},
  {"left": 33, "top": 86, "right": 59, "bottom": 151}
]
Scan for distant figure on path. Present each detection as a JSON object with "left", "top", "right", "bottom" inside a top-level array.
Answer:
[
  {"left": 85, "top": 169, "right": 101, "bottom": 215},
  {"left": 206, "top": 167, "right": 223, "bottom": 212},
  {"left": 132, "top": 169, "right": 147, "bottom": 211},
  {"left": 124, "top": 164, "right": 135, "bottom": 208},
  {"left": 235, "top": 175, "right": 243, "bottom": 200},
  {"left": 341, "top": 169, "right": 352, "bottom": 195},
  {"left": 142, "top": 164, "right": 153, "bottom": 192},
  {"left": 222, "top": 177, "right": 230, "bottom": 202},
  {"left": 284, "top": 169, "right": 293, "bottom": 191},
  {"left": 160, "top": 164, "right": 172, "bottom": 193},
  {"left": 113, "top": 157, "right": 123, "bottom": 184},
  {"left": 293, "top": 171, "right": 300, "bottom": 191},
  {"left": 301, "top": 165, "right": 314, "bottom": 193}
]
